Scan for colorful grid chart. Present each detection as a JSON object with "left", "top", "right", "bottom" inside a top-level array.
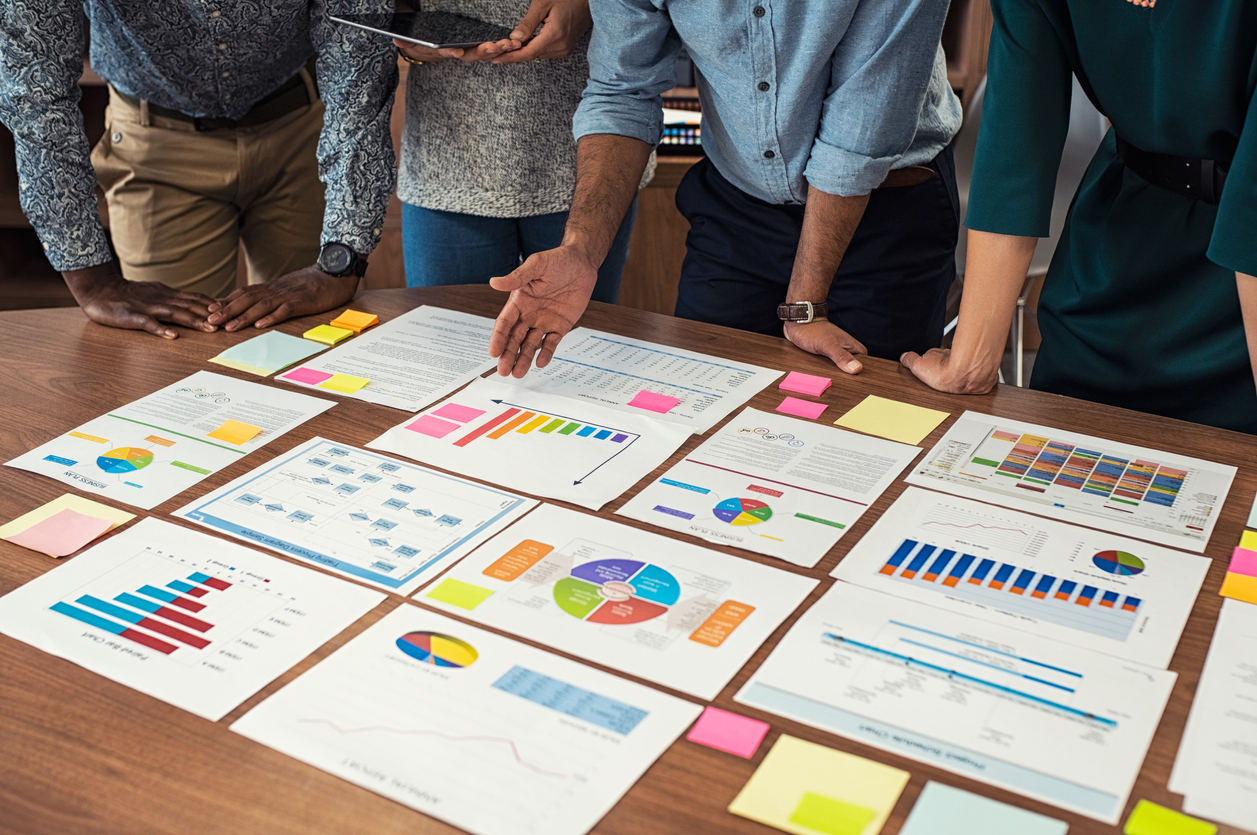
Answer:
[
  {"left": 49, "top": 570, "right": 229, "bottom": 655},
  {"left": 448, "top": 406, "right": 635, "bottom": 448},
  {"left": 879, "top": 539, "right": 1141, "bottom": 641},
  {"left": 973, "top": 431, "right": 1187, "bottom": 510}
]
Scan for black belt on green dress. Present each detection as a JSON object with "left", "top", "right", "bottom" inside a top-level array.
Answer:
[{"left": 1115, "top": 135, "right": 1229, "bottom": 204}]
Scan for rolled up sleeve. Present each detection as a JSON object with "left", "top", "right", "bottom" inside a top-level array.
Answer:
[
  {"left": 0, "top": 0, "right": 113, "bottom": 272},
  {"left": 805, "top": 0, "right": 953, "bottom": 196},
  {"left": 573, "top": 0, "right": 682, "bottom": 146}
]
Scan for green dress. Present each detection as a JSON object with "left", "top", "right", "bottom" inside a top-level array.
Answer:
[{"left": 966, "top": 0, "right": 1257, "bottom": 434}]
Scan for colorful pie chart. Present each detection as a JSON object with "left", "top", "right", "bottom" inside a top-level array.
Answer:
[
  {"left": 1092, "top": 550, "right": 1145, "bottom": 576},
  {"left": 554, "top": 558, "right": 681, "bottom": 625},
  {"left": 713, "top": 497, "right": 773, "bottom": 526},
  {"left": 395, "top": 632, "right": 478, "bottom": 668},
  {"left": 97, "top": 446, "right": 154, "bottom": 474}
]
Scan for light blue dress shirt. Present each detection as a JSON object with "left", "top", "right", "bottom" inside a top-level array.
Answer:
[{"left": 573, "top": 0, "right": 962, "bottom": 203}]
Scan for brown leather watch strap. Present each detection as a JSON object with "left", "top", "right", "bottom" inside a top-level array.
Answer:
[{"left": 777, "top": 301, "right": 829, "bottom": 324}]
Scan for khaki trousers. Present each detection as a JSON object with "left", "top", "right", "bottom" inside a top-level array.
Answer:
[{"left": 91, "top": 88, "right": 326, "bottom": 298}]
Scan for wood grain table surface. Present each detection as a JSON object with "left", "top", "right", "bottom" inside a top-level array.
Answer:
[{"left": 0, "top": 285, "right": 1251, "bottom": 835}]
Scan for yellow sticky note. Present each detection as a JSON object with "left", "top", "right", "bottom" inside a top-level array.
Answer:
[
  {"left": 1220, "top": 571, "right": 1257, "bottom": 605},
  {"left": 1124, "top": 800, "right": 1216, "bottom": 835},
  {"left": 318, "top": 373, "right": 370, "bottom": 394},
  {"left": 834, "top": 395, "right": 950, "bottom": 445},
  {"left": 427, "top": 578, "right": 495, "bottom": 610},
  {"left": 207, "top": 419, "right": 262, "bottom": 445},
  {"left": 1240, "top": 530, "right": 1257, "bottom": 551},
  {"left": 329, "top": 309, "right": 379, "bottom": 333},
  {"left": 729, "top": 735, "right": 909, "bottom": 835},
  {"left": 303, "top": 324, "right": 354, "bottom": 345},
  {"left": 0, "top": 493, "right": 135, "bottom": 542}
]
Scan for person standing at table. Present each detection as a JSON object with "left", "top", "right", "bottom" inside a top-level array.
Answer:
[
  {"left": 395, "top": 0, "right": 643, "bottom": 303},
  {"left": 486, "top": 0, "right": 961, "bottom": 378},
  {"left": 902, "top": 1, "right": 1257, "bottom": 434},
  {"left": 0, "top": 2, "right": 397, "bottom": 339}
]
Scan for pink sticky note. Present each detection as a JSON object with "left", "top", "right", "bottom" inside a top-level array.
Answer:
[
  {"left": 1230, "top": 546, "right": 1257, "bottom": 578},
  {"left": 628, "top": 390, "right": 682, "bottom": 414},
  {"left": 776, "top": 396, "right": 828, "bottom": 419},
  {"left": 284, "top": 366, "right": 334, "bottom": 385},
  {"left": 779, "top": 371, "right": 832, "bottom": 396},
  {"left": 686, "top": 707, "right": 770, "bottom": 759},
  {"left": 5, "top": 508, "right": 115, "bottom": 557},
  {"left": 432, "top": 403, "right": 486, "bottom": 423},
  {"left": 406, "top": 414, "right": 461, "bottom": 439}
]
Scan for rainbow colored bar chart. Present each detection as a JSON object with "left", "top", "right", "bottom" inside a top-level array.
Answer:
[
  {"left": 879, "top": 538, "right": 1141, "bottom": 641},
  {"left": 450, "top": 406, "right": 635, "bottom": 449}
]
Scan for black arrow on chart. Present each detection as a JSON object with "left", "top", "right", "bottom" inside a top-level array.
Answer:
[{"left": 488, "top": 399, "right": 641, "bottom": 485}]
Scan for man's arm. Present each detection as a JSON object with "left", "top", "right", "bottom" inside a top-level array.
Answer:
[
  {"left": 489, "top": 134, "right": 652, "bottom": 377},
  {"left": 207, "top": 0, "right": 398, "bottom": 331}
]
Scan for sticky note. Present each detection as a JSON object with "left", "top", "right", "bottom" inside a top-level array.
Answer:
[
  {"left": 208, "top": 331, "right": 325, "bottom": 376},
  {"left": 899, "top": 782, "right": 1068, "bottom": 835},
  {"left": 628, "top": 390, "right": 682, "bottom": 414},
  {"left": 686, "top": 707, "right": 770, "bottom": 758},
  {"left": 1229, "top": 546, "right": 1257, "bottom": 578},
  {"left": 207, "top": 419, "right": 262, "bottom": 445},
  {"left": 1124, "top": 799, "right": 1216, "bottom": 835},
  {"left": 406, "top": 414, "right": 461, "bottom": 439},
  {"left": 303, "top": 324, "right": 354, "bottom": 345},
  {"left": 776, "top": 397, "right": 828, "bottom": 420},
  {"left": 1247, "top": 493, "right": 1257, "bottom": 529},
  {"left": 432, "top": 403, "right": 486, "bottom": 423},
  {"left": 0, "top": 494, "right": 134, "bottom": 543},
  {"left": 318, "top": 373, "right": 370, "bottom": 394},
  {"left": 835, "top": 395, "right": 949, "bottom": 445},
  {"left": 729, "top": 735, "right": 909, "bottom": 835},
  {"left": 780, "top": 371, "right": 832, "bottom": 396},
  {"left": 282, "top": 366, "right": 334, "bottom": 385},
  {"left": 329, "top": 309, "right": 378, "bottom": 333},
  {"left": 1220, "top": 571, "right": 1257, "bottom": 605},
  {"left": 427, "top": 578, "right": 495, "bottom": 610},
  {"left": 1, "top": 502, "right": 129, "bottom": 557},
  {"left": 1241, "top": 530, "right": 1257, "bottom": 551}
]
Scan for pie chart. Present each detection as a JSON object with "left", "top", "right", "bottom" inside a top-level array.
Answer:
[
  {"left": 97, "top": 446, "right": 154, "bottom": 474},
  {"left": 1092, "top": 550, "right": 1145, "bottom": 576},
  {"left": 395, "top": 632, "right": 478, "bottom": 667},
  {"left": 554, "top": 558, "right": 681, "bottom": 625},
  {"left": 713, "top": 497, "right": 773, "bottom": 526}
]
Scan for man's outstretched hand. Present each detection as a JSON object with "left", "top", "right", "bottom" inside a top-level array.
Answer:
[
  {"left": 63, "top": 261, "right": 216, "bottom": 339},
  {"left": 206, "top": 265, "right": 360, "bottom": 332},
  {"left": 783, "top": 319, "right": 867, "bottom": 375},
  {"left": 488, "top": 245, "right": 598, "bottom": 378}
]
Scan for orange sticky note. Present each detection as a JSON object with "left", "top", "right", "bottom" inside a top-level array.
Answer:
[
  {"left": 207, "top": 419, "right": 262, "bottom": 445},
  {"left": 329, "top": 309, "right": 379, "bottom": 333}
]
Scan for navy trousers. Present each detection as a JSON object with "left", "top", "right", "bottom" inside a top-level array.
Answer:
[{"left": 674, "top": 149, "right": 959, "bottom": 360}]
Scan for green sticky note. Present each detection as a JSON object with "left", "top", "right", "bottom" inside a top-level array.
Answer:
[
  {"left": 427, "top": 578, "right": 494, "bottom": 610},
  {"left": 1124, "top": 800, "right": 1217, "bottom": 835},
  {"left": 789, "top": 792, "right": 875, "bottom": 835}
]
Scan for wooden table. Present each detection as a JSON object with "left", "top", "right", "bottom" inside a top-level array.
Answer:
[{"left": 0, "top": 286, "right": 1250, "bottom": 835}]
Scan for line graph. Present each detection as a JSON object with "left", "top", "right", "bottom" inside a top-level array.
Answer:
[
  {"left": 298, "top": 718, "right": 566, "bottom": 778},
  {"left": 922, "top": 520, "right": 1030, "bottom": 535},
  {"left": 920, "top": 502, "right": 1039, "bottom": 553}
]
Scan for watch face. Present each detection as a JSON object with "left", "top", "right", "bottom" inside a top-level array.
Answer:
[{"left": 321, "top": 244, "right": 352, "bottom": 275}]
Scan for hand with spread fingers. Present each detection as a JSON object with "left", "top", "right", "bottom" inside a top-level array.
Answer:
[
  {"left": 205, "top": 265, "right": 360, "bottom": 332},
  {"left": 63, "top": 261, "right": 217, "bottom": 339},
  {"left": 492, "top": 0, "right": 592, "bottom": 64},
  {"left": 488, "top": 245, "right": 599, "bottom": 377},
  {"left": 783, "top": 319, "right": 867, "bottom": 376}
]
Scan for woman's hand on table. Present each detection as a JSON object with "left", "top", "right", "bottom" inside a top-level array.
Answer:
[
  {"left": 900, "top": 348, "right": 1000, "bottom": 394},
  {"left": 492, "top": 0, "right": 592, "bottom": 64}
]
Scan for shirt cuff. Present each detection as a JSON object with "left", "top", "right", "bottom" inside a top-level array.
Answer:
[
  {"left": 804, "top": 140, "right": 901, "bottom": 197},
  {"left": 321, "top": 216, "right": 384, "bottom": 257},
  {"left": 573, "top": 97, "right": 662, "bottom": 147},
  {"left": 37, "top": 221, "right": 114, "bottom": 273}
]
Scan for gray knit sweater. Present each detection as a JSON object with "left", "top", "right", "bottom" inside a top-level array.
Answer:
[{"left": 397, "top": 0, "right": 652, "bottom": 218}]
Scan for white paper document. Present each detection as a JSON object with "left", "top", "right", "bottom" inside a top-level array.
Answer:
[
  {"left": 617, "top": 408, "right": 919, "bottom": 567},
  {"left": 501, "top": 327, "right": 782, "bottom": 434},
  {"left": 1169, "top": 599, "right": 1257, "bottom": 831},
  {"left": 368, "top": 377, "right": 693, "bottom": 511},
  {"left": 0, "top": 518, "right": 384, "bottom": 721},
  {"left": 232, "top": 605, "right": 702, "bottom": 835},
  {"left": 830, "top": 487, "right": 1209, "bottom": 669},
  {"left": 175, "top": 437, "right": 537, "bottom": 595},
  {"left": 906, "top": 410, "right": 1237, "bottom": 552},
  {"left": 277, "top": 307, "right": 497, "bottom": 411},
  {"left": 736, "top": 582, "right": 1176, "bottom": 824},
  {"left": 5, "top": 371, "right": 334, "bottom": 510},
  {"left": 418, "top": 504, "right": 818, "bottom": 699}
]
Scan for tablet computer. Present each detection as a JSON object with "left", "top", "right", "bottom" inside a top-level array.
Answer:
[{"left": 331, "top": 11, "right": 514, "bottom": 50}]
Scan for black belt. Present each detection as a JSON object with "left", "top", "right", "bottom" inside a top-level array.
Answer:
[{"left": 1115, "top": 135, "right": 1229, "bottom": 204}]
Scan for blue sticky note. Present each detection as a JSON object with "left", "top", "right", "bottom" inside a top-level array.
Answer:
[
  {"left": 900, "top": 782, "right": 1069, "bottom": 835},
  {"left": 1247, "top": 493, "right": 1257, "bottom": 529},
  {"left": 210, "top": 331, "right": 327, "bottom": 376}
]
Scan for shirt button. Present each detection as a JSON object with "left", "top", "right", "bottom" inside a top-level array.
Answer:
[
  {"left": 763, "top": 150, "right": 775, "bottom": 159},
  {"left": 373, "top": 227, "right": 381, "bottom": 235},
  {"left": 753, "top": 6, "right": 766, "bottom": 17},
  {"left": 210, "top": 9, "right": 220, "bottom": 17},
  {"left": 218, "top": 42, "right": 227, "bottom": 50},
  {"left": 758, "top": 81, "right": 770, "bottom": 92},
  {"left": 224, "top": 93, "right": 231, "bottom": 100},
  {"left": 222, "top": 71, "right": 230, "bottom": 77},
  {"left": 112, "top": 132, "right": 123, "bottom": 143}
]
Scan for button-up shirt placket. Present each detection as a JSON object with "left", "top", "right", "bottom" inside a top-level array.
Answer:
[{"left": 748, "top": 3, "right": 793, "bottom": 205}]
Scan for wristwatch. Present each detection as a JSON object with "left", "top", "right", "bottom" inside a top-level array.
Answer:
[
  {"left": 777, "top": 301, "right": 829, "bottom": 324},
  {"left": 317, "top": 242, "right": 369, "bottom": 278}
]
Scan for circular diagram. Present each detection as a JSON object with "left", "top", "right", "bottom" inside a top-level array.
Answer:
[
  {"left": 97, "top": 447, "right": 154, "bottom": 474},
  {"left": 395, "top": 632, "right": 478, "bottom": 667},
  {"left": 554, "top": 559, "right": 681, "bottom": 625},
  {"left": 1092, "top": 550, "right": 1145, "bottom": 576},
  {"left": 713, "top": 497, "right": 773, "bottom": 526}
]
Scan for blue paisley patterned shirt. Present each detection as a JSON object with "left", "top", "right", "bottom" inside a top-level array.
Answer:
[{"left": 0, "top": 0, "right": 398, "bottom": 272}]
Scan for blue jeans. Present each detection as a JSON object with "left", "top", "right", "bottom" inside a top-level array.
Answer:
[{"left": 401, "top": 200, "right": 638, "bottom": 304}]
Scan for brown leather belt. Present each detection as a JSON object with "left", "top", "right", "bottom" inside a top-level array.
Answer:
[{"left": 879, "top": 165, "right": 936, "bottom": 189}]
